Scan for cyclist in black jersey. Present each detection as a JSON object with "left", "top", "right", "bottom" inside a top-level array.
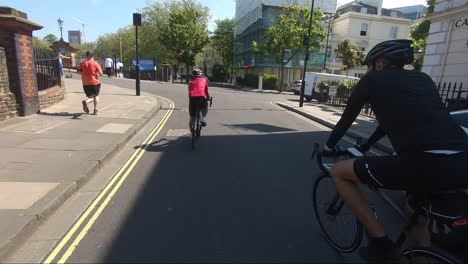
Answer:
[{"left": 322, "top": 39, "right": 468, "bottom": 262}]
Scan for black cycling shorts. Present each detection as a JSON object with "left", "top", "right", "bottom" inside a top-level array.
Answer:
[
  {"left": 83, "top": 84, "right": 101, "bottom": 97},
  {"left": 353, "top": 151, "right": 468, "bottom": 193},
  {"left": 189, "top": 97, "right": 208, "bottom": 117}
]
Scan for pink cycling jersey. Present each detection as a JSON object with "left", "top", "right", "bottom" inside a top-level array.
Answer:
[{"left": 188, "top": 77, "right": 208, "bottom": 98}]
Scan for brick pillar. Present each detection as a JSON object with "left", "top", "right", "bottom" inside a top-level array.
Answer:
[
  {"left": 0, "top": 7, "right": 43, "bottom": 116},
  {"left": 0, "top": 47, "right": 17, "bottom": 120}
]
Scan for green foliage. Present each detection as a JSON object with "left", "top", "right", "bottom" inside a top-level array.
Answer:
[
  {"left": 252, "top": 2, "right": 325, "bottom": 91},
  {"left": 158, "top": 0, "right": 210, "bottom": 69},
  {"left": 43, "top": 34, "right": 58, "bottom": 44},
  {"left": 410, "top": 18, "right": 431, "bottom": 71},
  {"left": 211, "top": 64, "right": 227, "bottom": 82},
  {"left": 334, "top": 40, "right": 364, "bottom": 75},
  {"left": 427, "top": 0, "right": 436, "bottom": 14},
  {"left": 212, "top": 18, "right": 235, "bottom": 81},
  {"left": 244, "top": 72, "right": 259, "bottom": 88},
  {"left": 74, "top": 42, "right": 98, "bottom": 58},
  {"left": 32, "top": 37, "right": 52, "bottom": 50},
  {"left": 317, "top": 79, "right": 357, "bottom": 96},
  {"left": 262, "top": 73, "right": 278, "bottom": 90}
]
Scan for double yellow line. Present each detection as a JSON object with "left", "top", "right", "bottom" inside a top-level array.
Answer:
[{"left": 43, "top": 97, "right": 174, "bottom": 264}]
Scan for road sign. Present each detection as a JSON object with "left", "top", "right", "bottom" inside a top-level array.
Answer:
[
  {"left": 329, "top": 86, "right": 337, "bottom": 96},
  {"left": 132, "top": 59, "right": 155, "bottom": 71}
]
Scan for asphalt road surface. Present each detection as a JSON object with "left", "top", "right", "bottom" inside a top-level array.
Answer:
[{"left": 59, "top": 76, "right": 407, "bottom": 263}]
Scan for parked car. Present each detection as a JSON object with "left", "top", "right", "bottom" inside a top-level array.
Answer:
[
  {"left": 291, "top": 80, "right": 302, "bottom": 95},
  {"left": 451, "top": 109, "right": 468, "bottom": 134}
]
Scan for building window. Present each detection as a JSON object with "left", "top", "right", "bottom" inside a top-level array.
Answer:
[
  {"left": 360, "top": 23, "right": 368, "bottom": 36},
  {"left": 390, "top": 26, "right": 398, "bottom": 39},
  {"left": 390, "top": 11, "right": 397, "bottom": 17},
  {"left": 361, "top": 7, "right": 368, "bottom": 14}
]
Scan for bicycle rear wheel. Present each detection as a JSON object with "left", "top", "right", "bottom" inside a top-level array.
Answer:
[
  {"left": 313, "top": 174, "right": 363, "bottom": 252},
  {"left": 401, "top": 247, "right": 462, "bottom": 264},
  {"left": 191, "top": 113, "right": 199, "bottom": 150}
]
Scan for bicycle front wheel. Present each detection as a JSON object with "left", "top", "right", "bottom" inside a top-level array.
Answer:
[
  {"left": 313, "top": 174, "right": 363, "bottom": 252},
  {"left": 401, "top": 247, "right": 462, "bottom": 264}
]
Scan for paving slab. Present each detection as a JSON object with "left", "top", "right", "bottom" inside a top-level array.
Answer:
[
  {"left": 0, "top": 78, "right": 161, "bottom": 260},
  {"left": 0, "top": 182, "right": 59, "bottom": 210}
]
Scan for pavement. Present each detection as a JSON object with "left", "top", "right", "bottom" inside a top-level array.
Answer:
[
  {"left": 276, "top": 100, "right": 394, "bottom": 153},
  {"left": 0, "top": 78, "right": 160, "bottom": 260}
]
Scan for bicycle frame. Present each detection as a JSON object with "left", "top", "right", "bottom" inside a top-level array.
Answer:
[
  {"left": 190, "top": 97, "right": 213, "bottom": 149},
  {"left": 313, "top": 143, "right": 406, "bottom": 219}
]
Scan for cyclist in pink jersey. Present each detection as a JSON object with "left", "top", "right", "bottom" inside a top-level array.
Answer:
[{"left": 188, "top": 68, "right": 210, "bottom": 130}]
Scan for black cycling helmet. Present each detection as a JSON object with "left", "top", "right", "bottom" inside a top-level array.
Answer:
[
  {"left": 362, "top": 39, "right": 414, "bottom": 66},
  {"left": 192, "top": 68, "right": 202, "bottom": 76}
]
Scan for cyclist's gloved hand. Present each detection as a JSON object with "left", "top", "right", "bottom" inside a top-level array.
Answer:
[
  {"left": 355, "top": 142, "right": 371, "bottom": 153},
  {"left": 322, "top": 144, "right": 337, "bottom": 157}
]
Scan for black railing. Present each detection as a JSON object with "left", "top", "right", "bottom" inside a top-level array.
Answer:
[
  {"left": 438, "top": 82, "right": 467, "bottom": 111},
  {"left": 321, "top": 81, "right": 467, "bottom": 117},
  {"left": 34, "top": 48, "right": 60, "bottom": 91}
]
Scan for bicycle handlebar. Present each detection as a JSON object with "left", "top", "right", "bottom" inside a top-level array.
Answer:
[{"left": 312, "top": 143, "right": 364, "bottom": 173}]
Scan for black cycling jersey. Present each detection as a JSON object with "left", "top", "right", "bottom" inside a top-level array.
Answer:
[{"left": 326, "top": 67, "right": 468, "bottom": 154}]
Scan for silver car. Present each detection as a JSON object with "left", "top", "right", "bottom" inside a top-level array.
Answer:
[{"left": 451, "top": 110, "right": 468, "bottom": 134}]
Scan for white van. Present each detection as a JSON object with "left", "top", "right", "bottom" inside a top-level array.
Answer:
[{"left": 301, "top": 72, "right": 360, "bottom": 102}]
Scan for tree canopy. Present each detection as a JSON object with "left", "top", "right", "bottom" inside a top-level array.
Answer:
[
  {"left": 334, "top": 40, "right": 364, "bottom": 76},
  {"left": 211, "top": 18, "right": 235, "bottom": 82},
  {"left": 158, "top": 0, "right": 210, "bottom": 80},
  {"left": 252, "top": 3, "right": 325, "bottom": 91},
  {"left": 43, "top": 34, "right": 58, "bottom": 44}
]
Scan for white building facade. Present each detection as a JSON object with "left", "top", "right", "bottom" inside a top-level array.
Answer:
[
  {"left": 326, "top": 0, "right": 412, "bottom": 77},
  {"left": 422, "top": 0, "right": 468, "bottom": 85}
]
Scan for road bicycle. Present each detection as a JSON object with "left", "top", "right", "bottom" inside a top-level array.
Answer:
[
  {"left": 191, "top": 97, "right": 212, "bottom": 150},
  {"left": 311, "top": 142, "right": 464, "bottom": 263}
]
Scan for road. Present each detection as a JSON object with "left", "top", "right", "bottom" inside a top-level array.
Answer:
[{"left": 40, "top": 77, "right": 405, "bottom": 263}]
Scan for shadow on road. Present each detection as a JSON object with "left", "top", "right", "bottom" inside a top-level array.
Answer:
[{"left": 98, "top": 130, "right": 363, "bottom": 263}]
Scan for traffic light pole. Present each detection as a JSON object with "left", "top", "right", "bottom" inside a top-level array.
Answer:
[{"left": 133, "top": 13, "right": 141, "bottom": 96}]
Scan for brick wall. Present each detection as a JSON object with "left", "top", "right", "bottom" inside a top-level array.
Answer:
[
  {"left": 0, "top": 47, "right": 18, "bottom": 120},
  {"left": 0, "top": 7, "right": 42, "bottom": 117},
  {"left": 38, "top": 85, "right": 65, "bottom": 110}
]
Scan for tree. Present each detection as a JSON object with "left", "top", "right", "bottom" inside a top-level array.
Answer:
[
  {"left": 43, "top": 34, "right": 58, "bottom": 44},
  {"left": 212, "top": 18, "right": 235, "bottom": 83},
  {"left": 32, "top": 37, "right": 52, "bottom": 50},
  {"left": 252, "top": 3, "right": 325, "bottom": 91},
  {"left": 158, "top": 0, "right": 210, "bottom": 82},
  {"left": 410, "top": 0, "right": 436, "bottom": 71},
  {"left": 334, "top": 40, "right": 364, "bottom": 76},
  {"left": 195, "top": 43, "right": 222, "bottom": 79},
  {"left": 410, "top": 19, "right": 431, "bottom": 71},
  {"left": 427, "top": 0, "right": 436, "bottom": 14}
]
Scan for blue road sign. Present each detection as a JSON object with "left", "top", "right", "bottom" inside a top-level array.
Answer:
[{"left": 132, "top": 59, "right": 155, "bottom": 71}]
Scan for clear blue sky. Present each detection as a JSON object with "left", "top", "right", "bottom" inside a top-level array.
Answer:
[
  {"left": 0, "top": 0, "right": 236, "bottom": 42},
  {"left": 1, "top": 0, "right": 426, "bottom": 42}
]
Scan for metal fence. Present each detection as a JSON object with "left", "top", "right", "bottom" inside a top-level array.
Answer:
[
  {"left": 322, "top": 81, "right": 467, "bottom": 117},
  {"left": 438, "top": 82, "right": 468, "bottom": 111},
  {"left": 34, "top": 48, "right": 60, "bottom": 91}
]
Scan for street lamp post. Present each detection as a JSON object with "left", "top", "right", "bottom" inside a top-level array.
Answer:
[
  {"left": 299, "top": 0, "right": 315, "bottom": 107},
  {"left": 322, "top": 14, "right": 338, "bottom": 72},
  {"left": 57, "top": 18, "right": 64, "bottom": 40},
  {"left": 413, "top": 48, "right": 425, "bottom": 72}
]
